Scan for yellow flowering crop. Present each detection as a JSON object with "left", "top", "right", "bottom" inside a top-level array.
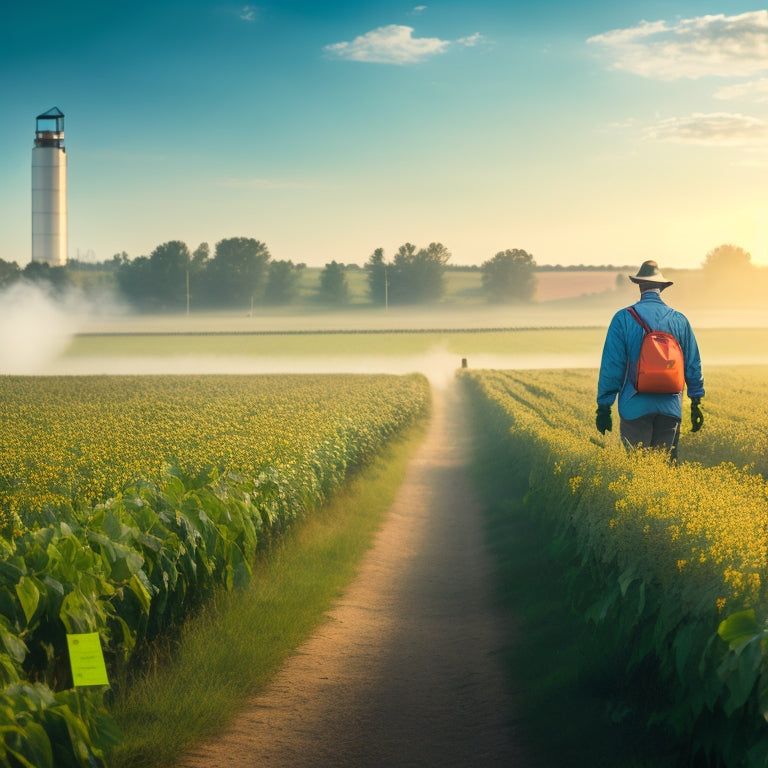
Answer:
[
  {"left": 0, "top": 373, "right": 429, "bottom": 529},
  {"left": 460, "top": 366, "right": 768, "bottom": 612}
]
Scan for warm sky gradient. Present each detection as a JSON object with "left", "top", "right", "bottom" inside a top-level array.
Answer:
[{"left": 2, "top": 1, "right": 768, "bottom": 268}]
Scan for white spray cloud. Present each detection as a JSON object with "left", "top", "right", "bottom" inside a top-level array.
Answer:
[{"left": 0, "top": 281, "right": 128, "bottom": 374}]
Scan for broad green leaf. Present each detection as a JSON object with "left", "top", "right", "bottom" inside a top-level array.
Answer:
[
  {"left": 618, "top": 567, "right": 636, "bottom": 597},
  {"left": 723, "top": 642, "right": 762, "bottom": 715},
  {"left": 718, "top": 610, "right": 762, "bottom": 651},
  {"left": 14, "top": 577, "right": 40, "bottom": 626},
  {"left": 108, "top": 543, "right": 144, "bottom": 582},
  {"left": 0, "top": 627, "right": 28, "bottom": 665},
  {"left": 128, "top": 572, "right": 152, "bottom": 614},
  {"left": 4, "top": 721, "right": 53, "bottom": 768}
]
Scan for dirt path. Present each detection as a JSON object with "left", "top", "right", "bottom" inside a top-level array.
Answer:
[{"left": 177, "top": 382, "right": 526, "bottom": 768}]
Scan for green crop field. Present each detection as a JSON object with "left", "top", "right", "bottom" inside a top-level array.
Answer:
[
  {"left": 462, "top": 365, "right": 768, "bottom": 766},
  {"left": 62, "top": 326, "right": 768, "bottom": 367},
  {"left": 0, "top": 373, "right": 429, "bottom": 767}
]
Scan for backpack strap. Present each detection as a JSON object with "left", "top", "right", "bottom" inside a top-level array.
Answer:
[{"left": 627, "top": 306, "right": 652, "bottom": 334}]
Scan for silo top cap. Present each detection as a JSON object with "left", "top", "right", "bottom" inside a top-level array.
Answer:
[{"left": 37, "top": 107, "right": 64, "bottom": 120}]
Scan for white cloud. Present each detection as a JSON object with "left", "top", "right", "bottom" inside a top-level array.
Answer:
[
  {"left": 647, "top": 112, "right": 768, "bottom": 145},
  {"left": 457, "top": 33, "right": 484, "bottom": 48},
  {"left": 411, "top": 5, "right": 427, "bottom": 14},
  {"left": 240, "top": 5, "right": 258, "bottom": 22},
  {"left": 324, "top": 25, "right": 451, "bottom": 64},
  {"left": 588, "top": 11, "right": 768, "bottom": 80},
  {"left": 715, "top": 77, "right": 768, "bottom": 102}
]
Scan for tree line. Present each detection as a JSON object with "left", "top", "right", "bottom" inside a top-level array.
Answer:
[
  {"left": 3, "top": 239, "right": 763, "bottom": 310},
  {"left": 0, "top": 236, "right": 541, "bottom": 309}
]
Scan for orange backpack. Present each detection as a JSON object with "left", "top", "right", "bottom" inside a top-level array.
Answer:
[{"left": 627, "top": 307, "right": 685, "bottom": 394}]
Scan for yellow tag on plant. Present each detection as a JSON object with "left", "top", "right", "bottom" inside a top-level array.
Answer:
[{"left": 66, "top": 632, "right": 109, "bottom": 687}]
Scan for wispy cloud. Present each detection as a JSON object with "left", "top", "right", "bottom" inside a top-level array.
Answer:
[
  {"left": 324, "top": 25, "right": 483, "bottom": 64},
  {"left": 457, "top": 33, "right": 484, "bottom": 48},
  {"left": 715, "top": 77, "right": 768, "bottom": 102},
  {"left": 410, "top": 5, "right": 427, "bottom": 15},
  {"left": 240, "top": 5, "right": 258, "bottom": 23},
  {"left": 647, "top": 112, "right": 768, "bottom": 145},
  {"left": 588, "top": 11, "right": 768, "bottom": 80}
]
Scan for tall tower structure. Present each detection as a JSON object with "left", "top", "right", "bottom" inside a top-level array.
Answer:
[{"left": 32, "top": 107, "right": 67, "bottom": 266}]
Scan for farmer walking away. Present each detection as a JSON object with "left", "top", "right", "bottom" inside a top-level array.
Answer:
[{"left": 596, "top": 260, "right": 705, "bottom": 461}]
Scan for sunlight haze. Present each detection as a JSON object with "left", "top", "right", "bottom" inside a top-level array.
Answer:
[{"left": 2, "top": 1, "right": 768, "bottom": 268}]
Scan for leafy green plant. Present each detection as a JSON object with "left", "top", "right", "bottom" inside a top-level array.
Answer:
[
  {"left": 0, "top": 373, "right": 430, "bottom": 766},
  {"left": 461, "top": 367, "right": 768, "bottom": 766}
]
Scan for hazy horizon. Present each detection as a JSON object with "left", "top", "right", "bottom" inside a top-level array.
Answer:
[
  {"left": 2, "top": 3, "right": 768, "bottom": 270},
  {"left": 2, "top": 279, "right": 767, "bottom": 379}
]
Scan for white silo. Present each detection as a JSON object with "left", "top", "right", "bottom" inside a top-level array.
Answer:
[{"left": 31, "top": 107, "right": 67, "bottom": 266}]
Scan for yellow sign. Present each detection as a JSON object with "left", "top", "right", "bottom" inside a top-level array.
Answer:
[{"left": 66, "top": 633, "right": 109, "bottom": 687}]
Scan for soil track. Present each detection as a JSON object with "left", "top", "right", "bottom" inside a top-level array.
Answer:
[{"left": 177, "top": 382, "right": 526, "bottom": 768}]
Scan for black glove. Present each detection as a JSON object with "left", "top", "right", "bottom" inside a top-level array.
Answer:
[
  {"left": 595, "top": 405, "right": 612, "bottom": 434},
  {"left": 690, "top": 397, "right": 704, "bottom": 432}
]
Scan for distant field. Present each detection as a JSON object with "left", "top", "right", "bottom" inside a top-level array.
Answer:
[{"left": 63, "top": 327, "right": 768, "bottom": 368}]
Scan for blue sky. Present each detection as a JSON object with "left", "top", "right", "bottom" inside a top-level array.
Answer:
[{"left": 2, "top": 1, "right": 768, "bottom": 268}]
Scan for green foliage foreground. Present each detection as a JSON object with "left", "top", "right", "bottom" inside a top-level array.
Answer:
[
  {"left": 0, "top": 374, "right": 430, "bottom": 767},
  {"left": 461, "top": 368, "right": 768, "bottom": 768},
  {"left": 108, "top": 417, "right": 427, "bottom": 767}
]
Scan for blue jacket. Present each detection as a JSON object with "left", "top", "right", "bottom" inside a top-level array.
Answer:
[{"left": 597, "top": 292, "right": 704, "bottom": 420}]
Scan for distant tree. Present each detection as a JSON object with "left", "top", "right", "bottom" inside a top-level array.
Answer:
[
  {"left": 115, "top": 240, "right": 190, "bottom": 309},
  {"left": 702, "top": 244, "right": 754, "bottom": 274},
  {"left": 22, "top": 262, "right": 70, "bottom": 292},
  {"left": 481, "top": 249, "right": 537, "bottom": 303},
  {"left": 389, "top": 242, "right": 450, "bottom": 303},
  {"left": 365, "top": 247, "right": 387, "bottom": 305},
  {"left": 188, "top": 242, "right": 210, "bottom": 307},
  {"left": 192, "top": 242, "right": 210, "bottom": 269},
  {"left": 116, "top": 255, "right": 151, "bottom": 305},
  {"left": 0, "top": 258, "right": 20, "bottom": 289},
  {"left": 149, "top": 240, "right": 191, "bottom": 310},
  {"left": 205, "top": 237, "right": 270, "bottom": 307},
  {"left": 319, "top": 261, "right": 350, "bottom": 304},
  {"left": 263, "top": 260, "right": 303, "bottom": 305}
]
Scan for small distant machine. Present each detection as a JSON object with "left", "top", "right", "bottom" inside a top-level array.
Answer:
[{"left": 32, "top": 107, "right": 67, "bottom": 266}]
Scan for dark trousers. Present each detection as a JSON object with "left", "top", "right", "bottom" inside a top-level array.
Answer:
[{"left": 620, "top": 414, "right": 681, "bottom": 461}]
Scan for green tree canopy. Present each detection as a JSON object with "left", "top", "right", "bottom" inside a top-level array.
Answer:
[
  {"left": 318, "top": 261, "right": 350, "bottom": 305},
  {"left": 115, "top": 240, "right": 190, "bottom": 310},
  {"left": 389, "top": 242, "right": 450, "bottom": 304},
  {"left": 365, "top": 248, "right": 387, "bottom": 306},
  {"left": 481, "top": 249, "right": 538, "bottom": 303},
  {"left": 205, "top": 237, "right": 270, "bottom": 308},
  {"left": 150, "top": 240, "right": 190, "bottom": 309},
  {"left": 0, "top": 258, "right": 20, "bottom": 289},
  {"left": 702, "top": 244, "right": 754, "bottom": 274},
  {"left": 22, "top": 261, "right": 70, "bottom": 292},
  {"left": 263, "top": 260, "right": 303, "bottom": 305}
]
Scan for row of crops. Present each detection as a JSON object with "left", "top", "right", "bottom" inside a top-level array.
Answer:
[
  {"left": 460, "top": 365, "right": 768, "bottom": 767},
  {"left": 0, "top": 373, "right": 430, "bottom": 767}
]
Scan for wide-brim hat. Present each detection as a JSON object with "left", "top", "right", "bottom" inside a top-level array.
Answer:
[{"left": 628, "top": 260, "right": 673, "bottom": 288}]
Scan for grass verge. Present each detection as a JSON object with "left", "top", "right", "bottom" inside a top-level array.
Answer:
[
  {"left": 106, "top": 417, "right": 427, "bottom": 768},
  {"left": 468, "top": 406, "right": 676, "bottom": 768}
]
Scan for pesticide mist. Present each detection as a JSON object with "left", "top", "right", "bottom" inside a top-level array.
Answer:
[{"left": 0, "top": 281, "right": 127, "bottom": 374}]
